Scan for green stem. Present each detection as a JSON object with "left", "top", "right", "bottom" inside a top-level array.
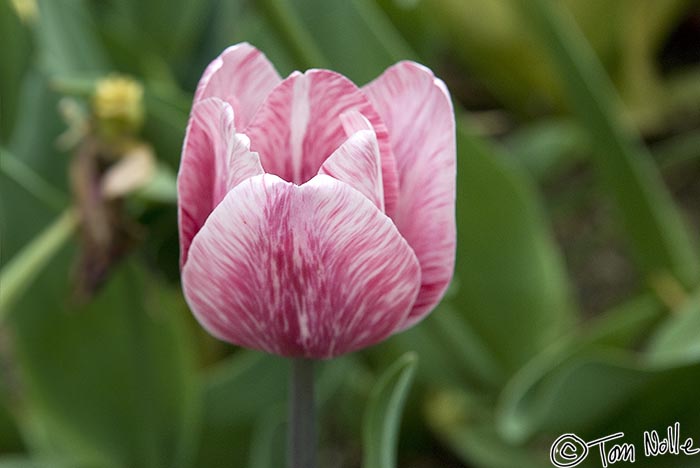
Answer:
[{"left": 287, "top": 358, "right": 316, "bottom": 468}]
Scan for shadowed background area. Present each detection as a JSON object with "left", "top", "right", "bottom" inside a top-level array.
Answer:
[{"left": 1, "top": 0, "right": 699, "bottom": 467}]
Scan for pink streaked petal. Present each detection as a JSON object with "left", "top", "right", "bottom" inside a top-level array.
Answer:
[
  {"left": 178, "top": 98, "right": 263, "bottom": 267},
  {"left": 181, "top": 173, "right": 421, "bottom": 358},
  {"left": 318, "top": 129, "right": 384, "bottom": 211},
  {"left": 244, "top": 69, "right": 399, "bottom": 215},
  {"left": 363, "top": 61, "right": 456, "bottom": 328},
  {"left": 226, "top": 133, "right": 264, "bottom": 189},
  {"left": 339, "top": 109, "right": 373, "bottom": 134},
  {"left": 178, "top": 98, "right": 233, "bottom": 267},
  {"left": 195, "top": 42, "right": 282, "bottom": 129}
]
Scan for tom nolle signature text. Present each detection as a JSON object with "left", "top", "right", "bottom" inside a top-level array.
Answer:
[{"left": 550, "top": 422, "right": 699, "bottom": 467}]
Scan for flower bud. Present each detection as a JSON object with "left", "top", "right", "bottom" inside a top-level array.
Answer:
[{"left": 92, "top": 75, "right": 144, "bottom": 137}]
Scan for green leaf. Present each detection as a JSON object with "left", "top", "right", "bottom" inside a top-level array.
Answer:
[
  {"left": 256, "top": 0, "right": 330, "bottom": 70},
  {"left": 0, "top": 1, "right": 32, "bottom": 140},
  {"left": 0, "top": 388, "right": 23, "bottom": 454},
  {"left": 497, "top": 344, "right": 700, "bottom": 448},
  {"left": 453, "top": 122, "right": 576, "bottom": 375},
  {"left": 193, "top": 352, "right": 288, "bottom": 468},
  {"left": 427, "top": 306, "right": 505, "bottom": 390},
  {"left": 202, "top": 1, "right": 297, "bottom": 80},
  {"left": 378, "top": 321, "right": 464, "bottom": 390},
  {"left": 35, "top": 0, "right": 109, "bottom": 76},
  {"left": 0, "top": 456, "right": 102, "bottom": 468},
  {"left": 415, "top": 0, "right": 567, "bottom": 113},
  {"left": 247, "top": 406, "right": 286, "bottom": 468},
  {"left": 581, "top": 293, "right": 664, "bottom": 348},
  {"left": 0, "top": 209, "right": 77, "bottom": 320},
  {"left": 653, "top": 129, "right": 700, "bottom": 170},
  {"left": 8, "top": 258, "right": 200, "bottom": 468},
  {"left": 511, "top": 0, "right": 700, "bottom": 287},
  {"left": 0, "top": 148, "right": 68, "bottom": 211},
  {"left": 426, "top": 390, "right": 547, "bottom": 468},
  {"left": 495, "top": 294, "right": 665, "bottom": 444},
  {"left": 504, "top": 119, "right": 588, "bottom": 181},
  {"left": 8, "top": 72, "right": 69, "bottom": 192},
  {"left": 647, "top": 291, "right": 700, "bottom": 366},
  {"left": 142, "top": 85, "right": 191, "bottom": 169},
  {"left": 92, "top": 0, "right": 210, "bottom": 66},
  {"left": 258, "top": 0, "right": 417, "bottom": 82},
  {"left": 430, "top": 420, "right": 546, "bottom": 468},
  {"left": 362, "top": 353, "right": 417, "bottom": 468},
  {"left": 136, "top": 163, "right": 177, "bottom": 204},
  {"left": 0, "top": 458, "right": 81, "bottom": 468}
]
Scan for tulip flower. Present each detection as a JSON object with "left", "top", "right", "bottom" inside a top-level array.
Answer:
[{"left": 178, "top": 43, "right": 456, "bottom": 359}]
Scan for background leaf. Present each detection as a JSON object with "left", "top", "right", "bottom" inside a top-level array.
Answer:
[
  {"left": 7, "top": 259, "right": 200, "bottom": 468},
  {"left": 451, "top": 124, "right": 577, "bottom": 375},
  {"left": 362, "top": 353, "right": 417, "bottom": 468},
  {"left": 511, "top": 0, "right": 700, "bottom": 287}
]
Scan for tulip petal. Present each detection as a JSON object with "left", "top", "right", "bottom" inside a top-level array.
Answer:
[
  {"left": 178, "top": 98, "right": 263, "bottom": 267},
  {"left": 339, "top": 109, "right": 373, "bottom": 134},
  {"left": 226, "top": 133, "right": 264, "bottom": 189},
  {"left": 245, "top": 70, "right": 399, "bottom": 214},
  {"left": 318, "top": 129, "right": 384, "bottom": 211},
  {"left": 182, "top": 174, "right": 421, "bottom": 358},
  {"left": 195, "top": 42, "right": 282, "bottom": 129},
  {"left": 363, "top": 62, "right": 456, "bottom": 328}
]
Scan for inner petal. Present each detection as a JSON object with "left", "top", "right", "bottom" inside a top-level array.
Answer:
[{"left": 244, "top": 70, "right": 398, "bottom": 213}]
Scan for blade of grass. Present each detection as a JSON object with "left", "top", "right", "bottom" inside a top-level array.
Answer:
[
  {"left": 350, "top": 0, "right": 418, "bottom": 61},
  {"left": 0, "top": 208, "right": 78, "bottom": 320},
  {"left": 511, "top": 0, "right": 700, "bottom": 287},
  {"left": 0, "top": 147, "right": 68, "bottom": 211},
  {"left": 256, "top": 0, "right": 330, "bottom": 70}
]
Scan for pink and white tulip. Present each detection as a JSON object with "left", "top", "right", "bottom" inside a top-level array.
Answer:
[{"left": 178, "top": 43, "right": 456, "bottom": 359}]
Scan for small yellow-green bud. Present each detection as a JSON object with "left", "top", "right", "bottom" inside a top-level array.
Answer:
[
  {"left": 11, "top": 0, "right": 37, "bottom": 23},
  {"left": 92, "top": 75, "right": 144, "bottom": 137}
]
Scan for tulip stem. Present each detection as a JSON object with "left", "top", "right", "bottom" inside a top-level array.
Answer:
[{"left": 287, "top": 358, "right": 317, "bottom": 468}]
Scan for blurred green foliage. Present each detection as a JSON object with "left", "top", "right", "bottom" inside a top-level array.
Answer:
[{"left": 1, "top": 0, "right": 699, "bottom": 467}]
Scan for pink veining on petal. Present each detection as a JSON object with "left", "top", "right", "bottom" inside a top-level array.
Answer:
[
  {"left": 181, "top": 173, "right": 421, "bottom": 358},
  {"left": 363, "top": 61, "right": 457, "bottom": 329},
  {"left": 318, "top": 129, "right": 384, "bottom": 211},
  {"left": 339, "top": 109, "right": 373, "bottom": 135},
  {"left": 244, "top": 70, "right": 399, "bottom": 215},
  {"left": 178, "top": 98, "right": 263, "bottom": 267},
  {"left": 195, "top": 42, "right": 282, "bottom": 129}
]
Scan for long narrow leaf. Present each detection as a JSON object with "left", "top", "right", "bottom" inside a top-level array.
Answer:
[
  {"left": 362, "top": 353, "right": 417, "bottom": 468},
  {"left": 0, "top": 209, "right": 78, "bottom": 320},
  {"left": 0, "top": 148, "right": 67, "bottom": 211},
  {"left": 512, "top": 0, "right": 700, "bottom": 287}
]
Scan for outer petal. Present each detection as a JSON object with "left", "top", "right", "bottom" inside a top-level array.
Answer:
[
  {"left": 194, "top": 42, "right": 282, "bottom": 129},
  {"left": 182, "top": 174, "right": 421, "bottom": 358},
  {"left": 363, "top": 61, "right": 456, "bottom": 328},
  {"left": 244, "top": 70, "right": 399, "bottom": 215},
  {"left": 178, "top": 98, "right": 263, "bottom": 267},
  {"left": 318, "top": 129, "right": 384, "bottom": 211}
]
